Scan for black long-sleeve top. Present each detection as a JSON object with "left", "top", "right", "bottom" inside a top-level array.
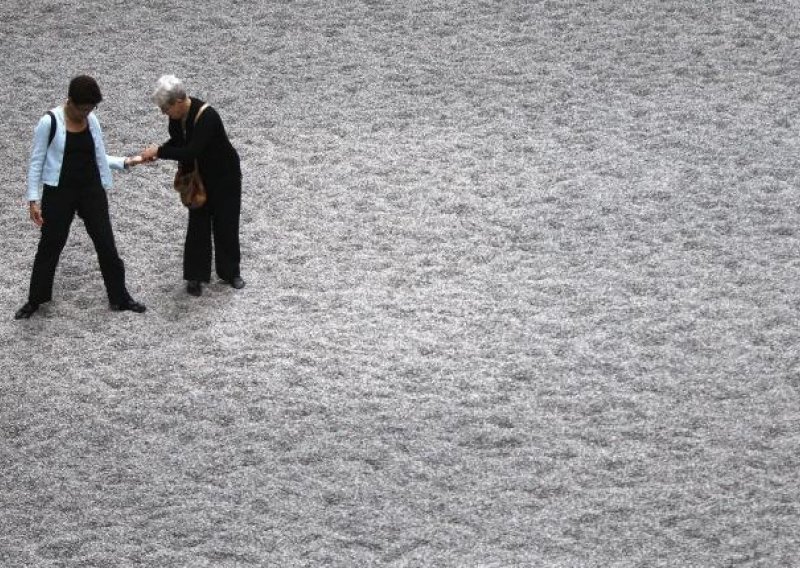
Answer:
[{"left": 157, "top": 98, "right": 241, "bottom": 180}]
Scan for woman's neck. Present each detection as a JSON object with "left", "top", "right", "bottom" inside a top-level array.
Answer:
[
  {"left": 179, "top": 97, "right": 193, "bottom": 123},
  {"left": 64, "top": 106, "right": 88, "bottom": 132}
]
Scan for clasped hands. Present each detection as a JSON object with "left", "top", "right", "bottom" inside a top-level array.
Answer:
[{"left": 125, "top": 145, "right": 160, "bottom": 168}]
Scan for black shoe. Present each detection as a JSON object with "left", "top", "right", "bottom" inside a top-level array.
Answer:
[
  {"left": 187, "top": 280, "right": 203, "bottom": 296},
  {"left": 226, "top": 276, "right": 246, "bottom": 289},
  {"left": 110, "top": 299, "right": 147, "bottom": 313},
  {"left": 14, "top": 302, "right": 39, "bottom": 320}
]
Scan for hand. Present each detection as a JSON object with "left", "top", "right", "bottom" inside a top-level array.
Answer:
[
  {"left": 125, "top": 156, "right": 140, "bottom": 168},
  {"left": 29, "top": 201, "right": 43, "bottom": 227},
  {"left": 141, "top": 146, "right": 159, "bottom": 161},
  {"left": 125, "top": 155, "right": 150, "bottom": 168}
]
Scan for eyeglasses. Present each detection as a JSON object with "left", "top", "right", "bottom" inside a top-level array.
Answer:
[{"left": 74, "top": 103, "right": 98, "bottom": 114}]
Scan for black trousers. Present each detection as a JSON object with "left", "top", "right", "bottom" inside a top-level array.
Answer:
[
  {"left": 183, "top": 173, "right": 242, "bottom": 282},
  {"left": 28, "top": 184, "right": 130, "bottom": 306}
]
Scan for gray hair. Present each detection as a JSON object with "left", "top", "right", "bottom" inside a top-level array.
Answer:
[{"left": 152, "top": 74, "right": 187, "bottom": 108}]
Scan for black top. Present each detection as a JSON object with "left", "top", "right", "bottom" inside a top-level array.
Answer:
[
  {"left": 157, "top": 98, "right": 241, "bottom": 181},
  {"left": 59, "top": 128, "right": 101, "bottom": 188}
]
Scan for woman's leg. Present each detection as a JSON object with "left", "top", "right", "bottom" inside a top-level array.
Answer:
[
  {"left": 77, "top": 185, "right": 129, "bottom": 305},
  {"left": 184, "top": 205, "right": 213, "bottom": 283},
  {"left": 28, "top": 185, "right": 76, "bottom": 305},
  {"left": 210, "top": 175, "right": 242, "bottom": 282}
]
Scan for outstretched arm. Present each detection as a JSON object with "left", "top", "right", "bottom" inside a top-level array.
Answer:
[
  {"left": 124, "top": 155, "right": 153, "bottom": 167},
  {"left": 141, "top": 146, "right": 159, "bottom": 161},
  {"left": 146, "top": 107, "right": 219, "bottom": 162}
]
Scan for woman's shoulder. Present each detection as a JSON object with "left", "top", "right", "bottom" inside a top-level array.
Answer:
[
  {"left": 191, "top": 97, "right": 209, "bottom": 112},
  {"left": 194, "top": 98, "right": 215, "bottom": 113},
  {"left": 33, "top": 106, "right": 61, "bottom": 136},
  {"left": 87, "top": 111, "right": 102, "bottom": 128},
  {"left": 194, "top": 100, "right": 221, "bottom": 124},
  {"left": 36, "top": 105, "right": 63, "bottom": 124}
]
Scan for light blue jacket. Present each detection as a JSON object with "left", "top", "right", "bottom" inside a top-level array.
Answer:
[{"left": 26, "top": 106, "right": 127, "bottom": 202}]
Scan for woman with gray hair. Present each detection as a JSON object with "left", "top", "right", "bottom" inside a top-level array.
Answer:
[{"left": 141, "top": 75, "right": 244, "bottom": 296}]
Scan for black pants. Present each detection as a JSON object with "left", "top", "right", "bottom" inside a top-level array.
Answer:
[
  {"left": 28, "top": 184, "right": 130, "bottom": 306},
  {"left": 183, "top": 174, "right": 242, "bottom": 282}
]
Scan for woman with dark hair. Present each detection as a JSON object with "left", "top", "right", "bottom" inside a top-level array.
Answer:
[
  {"left": 141, "top": 74, "right": 244, "bottom": 297},
  {"left": 15, "top": 75, "right": 147, "bottom": 319}
]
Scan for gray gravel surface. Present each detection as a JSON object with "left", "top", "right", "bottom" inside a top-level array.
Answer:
[{"left": 1, "top": 1, "right": 799, "bottom": 566}]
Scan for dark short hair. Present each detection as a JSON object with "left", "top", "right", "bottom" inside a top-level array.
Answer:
[{"left": 68, "top": 75, "right": 103, "bottom": 105}]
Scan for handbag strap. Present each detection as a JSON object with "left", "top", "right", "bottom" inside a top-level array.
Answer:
[
  {"left": 181, "top": 102, "right": 210, "bottom": 139},
  {"left": 184, "top": 103, "right": 210, "bottom": 170},
  {"left": 194, "top": 103, "right": 209, "bottom": 125}
]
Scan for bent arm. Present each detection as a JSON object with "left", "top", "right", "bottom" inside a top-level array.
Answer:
[{"left": 156, "top": 108, "right": 218, "bottom": 162}]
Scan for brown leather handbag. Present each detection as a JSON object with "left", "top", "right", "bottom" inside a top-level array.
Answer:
[{"left": 174, "top": 103, "right": 209, "bottom": 209}]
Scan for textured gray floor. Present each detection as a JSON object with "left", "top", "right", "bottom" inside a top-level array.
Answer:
[{"left": 1, "top": 1, "right": 799, "bottom": 566}]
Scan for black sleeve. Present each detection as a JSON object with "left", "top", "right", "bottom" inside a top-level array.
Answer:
[
  {"left": 157, "top": 108, "right": 220, "bottom": 162},
  {"left": 159, "top": 119, "right": 181, "bottom": 149}
]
